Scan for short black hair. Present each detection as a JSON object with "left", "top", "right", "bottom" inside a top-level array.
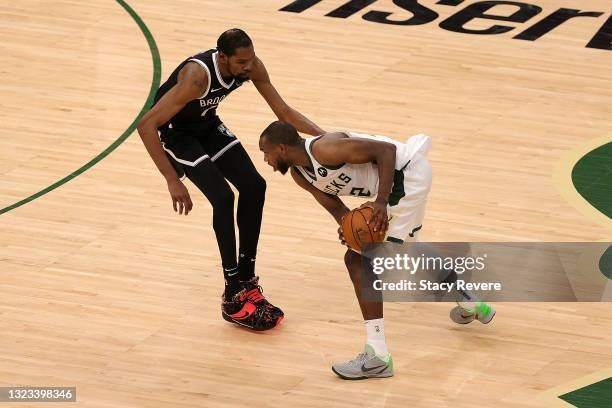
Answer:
[
  {"left": 260, "top": 121, "right": 303, "bottom": 146},
  {"left": 217, "top": 29, "right": 252, "bottom": 56}
]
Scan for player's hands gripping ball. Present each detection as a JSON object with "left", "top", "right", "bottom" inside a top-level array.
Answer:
[
  {"left": 340, "top": 206, "right": 387, "bottom": 252},
  {"left": 360, "top": 201, "right": 389, "bottom": 233}
]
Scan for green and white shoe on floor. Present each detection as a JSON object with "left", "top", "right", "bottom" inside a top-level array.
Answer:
[
  {"left": 450, "top": 302, "right": 496, "bottom": 325},
  {"left": 332, "top": 344, "right": 394, "bottom": 380}
]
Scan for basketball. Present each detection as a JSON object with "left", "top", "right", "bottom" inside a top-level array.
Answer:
[{"left": 341, "top": 207, "right": 386, "bottom": 252}]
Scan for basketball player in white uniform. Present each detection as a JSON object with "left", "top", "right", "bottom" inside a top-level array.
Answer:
[{"left": 259, "top": 121, "right": 495, "bottom": 379}]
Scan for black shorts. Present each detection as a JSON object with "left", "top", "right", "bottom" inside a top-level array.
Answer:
[{"left": 158, "top": 117, "right": 240, "bottom": 180}]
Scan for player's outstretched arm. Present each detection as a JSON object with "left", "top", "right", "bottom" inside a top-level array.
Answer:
[
  {"left": 251, "top": 58, "right": 324, "bottom": 136},
  {"left": 290, "top": 167, "right": 349, "bottom": 225},
  {"left": 136, "top": 62, "right": 207, "bottom": 215}
]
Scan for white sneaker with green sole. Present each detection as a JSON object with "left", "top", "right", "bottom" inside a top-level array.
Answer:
[
  {"left": 450, "top": 302, "right": 496, "bottom": 324},
  {"left": 332, "top": 344, "right": 394, "bottom": 380}
]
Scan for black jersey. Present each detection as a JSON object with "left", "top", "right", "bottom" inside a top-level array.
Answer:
[{"left": 154, "top": 48, "right": 244, "bottom": 130}]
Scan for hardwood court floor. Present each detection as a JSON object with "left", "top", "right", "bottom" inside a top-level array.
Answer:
[{"left": 1, "top": 1, "right": 611, "bottom": 407}]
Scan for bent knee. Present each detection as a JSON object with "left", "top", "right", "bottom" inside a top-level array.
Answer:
[
  {"left": 212, "top": 187, "right": 235, "bottom": 209},
  {"left": 344, "top": 249, "right": 362, "bottom": 271},
  {"left": 248, "top": 174, "right": 266, "bottom": 195}
]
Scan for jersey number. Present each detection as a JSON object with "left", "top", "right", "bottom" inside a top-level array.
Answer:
[{"left": 350, "top": 187, "right": 371, "bottom": 197}]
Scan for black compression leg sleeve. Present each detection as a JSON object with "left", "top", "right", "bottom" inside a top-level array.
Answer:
[
  {"left": 214, "top": 144, "right": 266, "bottom": 281},
  {"left": 183, "top": 159, "right": 239, "bottom": 294}
]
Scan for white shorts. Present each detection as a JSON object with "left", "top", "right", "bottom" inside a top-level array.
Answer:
[{"left": 385, "top": 145, "right": 432, "bottom": 243}]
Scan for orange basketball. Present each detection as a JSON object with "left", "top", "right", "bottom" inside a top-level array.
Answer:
[{"left": 341, "top": 207, "right": 386, "bottom": 252}]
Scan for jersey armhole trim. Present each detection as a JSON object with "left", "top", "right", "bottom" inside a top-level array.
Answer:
[
  {"left": 310, "top": 136, "right": 345, "bottom": 170},
  {"left": 187, "top": 58, "right": 211, "bottom": 99}
]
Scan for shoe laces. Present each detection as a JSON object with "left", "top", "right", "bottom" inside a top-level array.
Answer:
[
  {"left": 240, "top": 285, "right": 266, "bottom": 304},
  {"left": 349, "top": 352, "right": 369, "bottom": 367}
]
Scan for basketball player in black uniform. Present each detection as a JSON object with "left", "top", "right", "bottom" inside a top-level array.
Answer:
[{"left": 137, "top": 29, "right": 324, "bottom": 331}]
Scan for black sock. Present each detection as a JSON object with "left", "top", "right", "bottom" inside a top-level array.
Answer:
[
  {"left": 223, "top": 266, "right": 241, "bottom": 298},
  {"left": 238, "top": 252, "right": 256, "bottom": 282}
]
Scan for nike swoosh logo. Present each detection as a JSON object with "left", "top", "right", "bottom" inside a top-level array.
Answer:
[
  {"left": 211, "top": 87, "right": 223, "bottom": 93},
  {"left": 228, "top": 302, "right": 256, "bottom": 320},
  {"left": 361, "top": 363, "right": 388, "bottom": 373}
]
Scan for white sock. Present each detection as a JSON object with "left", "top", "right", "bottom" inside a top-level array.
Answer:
[{"left": 364, "top": 318, "right": 389, "bottom": 357}]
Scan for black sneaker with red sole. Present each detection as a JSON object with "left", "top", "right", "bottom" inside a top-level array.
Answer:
[{"left": 221, "top": 276, "right": 284, "bottom": 331}]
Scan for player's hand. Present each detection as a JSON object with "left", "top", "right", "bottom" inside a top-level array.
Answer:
[
  {"left": 338, "top": 211, "right": 349, "bottom": 246},
  {"left": 167, "top": 178, "right": 193, "bottom": 215},
  {"left": 337, "top": 210, "right": 350, "bottom": 247},
  {"left": 337, "top": 225, "right": 347, "bottom": 247},
  {"left": 360, "top": 201, "right": 388, "bottom": 233}
]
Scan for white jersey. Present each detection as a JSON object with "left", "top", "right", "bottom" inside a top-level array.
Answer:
[{"left": 294, "top": 132, "right": 430, "bottom": 198}]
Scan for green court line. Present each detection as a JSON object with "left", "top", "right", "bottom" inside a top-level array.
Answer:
[
  {"left": 559, "top": 377, "right": 612, "bottom": 408},
  {"left": 571, "top": 142, "right": 612, "bottom": 220},
  {"left": 0, "top": 0, "right": 161, "bottom": 215},
  {"left": 600, "top": 246, "right": 612, "bottom": 279}
]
